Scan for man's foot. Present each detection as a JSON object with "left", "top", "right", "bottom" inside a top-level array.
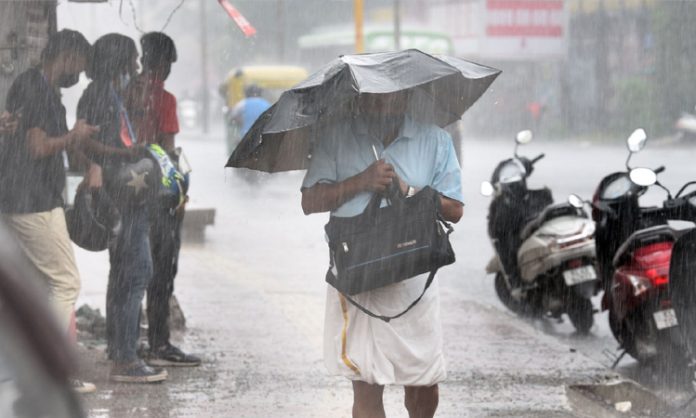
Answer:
[
  {"left": 147, "top": 344, "right": 201, "bottom": 367},
  {"left": 110, "top": 359, "right": 168, "bottom": 383},
  {"left": 70, "top": 379, "right": 96, "bottom": 394}
]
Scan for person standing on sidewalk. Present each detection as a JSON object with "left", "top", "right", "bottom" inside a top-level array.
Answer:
[
  {"left": 127, "top": 32, "right": 200, "bottom": 367},
  {"left": 77, "top": 33, "right": 167, "bottom": 383},
  {"left": 301, "top": 93, "right": 464, "bottom": 418},
  {"left": 0, "top": 29, "right": 100, "bottom": 393}
]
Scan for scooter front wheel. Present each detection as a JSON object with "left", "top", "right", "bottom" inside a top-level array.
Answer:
[{"left": 494, "top": 272, "right": 536, "bottom": 316}]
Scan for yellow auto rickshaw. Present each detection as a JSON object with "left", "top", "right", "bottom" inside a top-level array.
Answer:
[{"left": 220, "top": 65, "right": 309, "bottom": 154}]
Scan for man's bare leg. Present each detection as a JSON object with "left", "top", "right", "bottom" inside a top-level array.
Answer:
[
  {"left": 352, "top": 381, "right": 386, "bottom": 418},
  {"left": 404, "top": 385, "right": 439, "bottom": 418}
]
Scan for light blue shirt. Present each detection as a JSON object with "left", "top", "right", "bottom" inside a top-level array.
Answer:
[
  {"left": 302, "top": 116, "right": 464, "bottom": 218},
  {"left": 233, "top": 97, "right": 271, "bottom": 135}
]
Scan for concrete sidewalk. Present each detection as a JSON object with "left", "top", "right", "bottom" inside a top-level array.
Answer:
[
  {"left": 70, "top": 132, "right": 636, "bottom": 417},
  {"left": 75, "top": 244, "right": 623, "bottom": 418}
]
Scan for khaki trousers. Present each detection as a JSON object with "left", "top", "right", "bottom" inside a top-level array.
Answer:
[{"left": 2, "top": 207, "right": 81, "bottom": 331}]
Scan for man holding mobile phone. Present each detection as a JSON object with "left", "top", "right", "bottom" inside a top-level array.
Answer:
[{"left": 0, "top": 29, "right": 99, "bottom": 393}]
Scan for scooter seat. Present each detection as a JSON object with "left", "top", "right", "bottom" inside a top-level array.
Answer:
[
  {"left": 612, "top": 225, "right": 681, "bottom": 268},
  {"left": 520, "top": 203, "right": 584, "bottom": 241}
]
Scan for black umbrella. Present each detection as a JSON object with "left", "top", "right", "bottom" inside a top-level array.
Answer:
[{"left": 226, "top": 49, "right": 501, "bottom": 173}]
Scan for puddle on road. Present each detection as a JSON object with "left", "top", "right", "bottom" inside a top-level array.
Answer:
[{"left": 568, "top": 380, "right": 670, "bottom": 417}]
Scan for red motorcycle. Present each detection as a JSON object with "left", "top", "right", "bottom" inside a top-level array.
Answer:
[
  {"left": 606, "top": 225, "right": 683, "bottom": 364},
  {"left": 592, "top": 129, "right": 688, "bottom": 366}
]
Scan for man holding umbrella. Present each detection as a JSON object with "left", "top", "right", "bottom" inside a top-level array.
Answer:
[
  {"left": 301, "top": 91, "right": 463, "bottom": 417},
  {"left": 227, "top": 49, "right": 499, "bottom": 417}
]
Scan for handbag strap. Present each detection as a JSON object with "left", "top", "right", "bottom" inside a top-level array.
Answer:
[{"left": 336, "top": 268, "right": 438, "bottom": 323}]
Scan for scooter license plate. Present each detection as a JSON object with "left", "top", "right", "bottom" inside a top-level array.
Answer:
[
  {"left": 653, "top": 309, "right": 679, "bottom": 330},
  {"left": 562, "top": 265, "right": 597, "bottom": 286}
]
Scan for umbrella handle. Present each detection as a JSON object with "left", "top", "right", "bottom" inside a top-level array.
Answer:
[
  {"left": 363, "top": 178, "right": 405, "bottom": 222},
  {"left": 387, "top": 177, "right": 404, "bottom": 202}
]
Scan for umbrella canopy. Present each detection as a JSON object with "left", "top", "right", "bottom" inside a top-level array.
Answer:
[{"left": 226, "top": 49, "right": 501, "bottom": 173}]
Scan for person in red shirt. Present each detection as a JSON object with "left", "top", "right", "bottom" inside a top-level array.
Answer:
[
  {"left": 128, "top": 32, "right": 200, "bottom": 367},
  {"left": 129, "top": 37, "right": 179, "bottom": 152}
]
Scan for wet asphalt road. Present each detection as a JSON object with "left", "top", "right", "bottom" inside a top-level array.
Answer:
[{"left": 74, "top": 130, "right": 696, "bottom": 417}]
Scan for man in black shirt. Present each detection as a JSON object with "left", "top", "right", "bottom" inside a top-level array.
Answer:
[
  {"left": 0, "top": 29, "right": 99, "bottom": 393},
  {"left": 77, "top": 33, "right": 168, "bottom": 384}
]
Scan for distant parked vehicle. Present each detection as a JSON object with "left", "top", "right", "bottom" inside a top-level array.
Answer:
[{"left": 219, "top": 65, "right": 308, "bottom": 155}]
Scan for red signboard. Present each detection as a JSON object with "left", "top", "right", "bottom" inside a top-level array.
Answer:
[{"left": 486, "top": 0, "right": 564, "bottom": 38}]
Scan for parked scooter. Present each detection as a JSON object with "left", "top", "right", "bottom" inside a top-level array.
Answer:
[
  {"left": 482, "top": 130, "right": 598, "bottom": 333},
  {"left": 616, "top": 166, "right": 696, "bottom": 413},
  {"left": 591, "top": 129, "right": 691, "bottom": 366}
]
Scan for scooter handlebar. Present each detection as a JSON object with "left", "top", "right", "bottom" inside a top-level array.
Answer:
[
  {"left": 654, "top": 166, "right": 666, "bottom": 174},
  {"left": 663, "top": 190, "right": 696, "bottom": 220},
  {"left": 593, "top": 200, "right": 619, "bottom": 219},
  {"left": 531, "top": 153, "right": 545, "bottom": 165}
]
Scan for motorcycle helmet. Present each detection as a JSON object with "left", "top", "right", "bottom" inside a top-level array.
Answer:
[
  {"left": 145, "top": 144, "right": 189, "bottom": 209},
  {"left": 105, "top": 157, "right": 160, "bottom": 209},
  {"left": 65, "top": 188, "right": 121, "bottom": 251}
]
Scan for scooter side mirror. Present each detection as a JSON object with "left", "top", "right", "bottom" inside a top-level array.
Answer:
[
  {"left": 626, "top": 128, "right": 647, "bottom": 153},
  {"left": 629, "top": 167, "right": 657, "bottom": 187},
  {"left": 568, "top": 194, "right": 585, "bottom": 209},
  {"left": 480, "top": 181, "right": 495, "bottom": 197},
  {"left": 515, "top": 130, "right": 533, "bottom": 145}
]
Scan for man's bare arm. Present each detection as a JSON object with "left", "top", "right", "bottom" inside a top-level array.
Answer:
[
  {"left": 77, "top": 137, "right": 138, "bottom": 159},
  {"left": 301, "top": 176, "right": 367, "bottom": 215},
  {"left": 440, "top": 196, "right": 463, "bottom": 223},
  {"left": 301, "top": 159, "right": 395, "bottom": 215},
  {"left": 26, "top": 119, "right": 99, "bottom": 159},
  {"left": 26, "top": 128, "right": 76, "bottom": 159}
]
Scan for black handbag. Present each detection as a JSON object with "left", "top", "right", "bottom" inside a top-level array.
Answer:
[{"left": 324, "top": 185, "right": 455, "bottom": 322}]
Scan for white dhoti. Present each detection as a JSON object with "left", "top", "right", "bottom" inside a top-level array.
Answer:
[{"left": 323, "top": 275, "right": 446, "bottom": 386}]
